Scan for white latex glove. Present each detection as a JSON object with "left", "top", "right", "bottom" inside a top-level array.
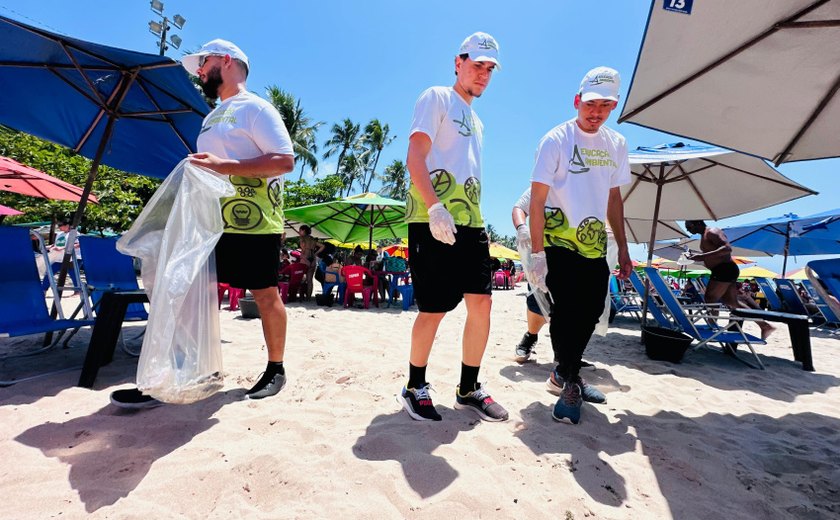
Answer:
[
  {"left": 515, "top": 225, "right": 531, "bottom": 253},
  {"left": 428, "top": 202, "right": 457, "bottom": 245},
  {"left": 528, "top": 251, "right": 548, "bottom": 292}
]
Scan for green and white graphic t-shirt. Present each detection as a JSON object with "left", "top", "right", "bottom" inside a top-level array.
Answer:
[
  {"left": 197, "top": 91, "right": 293, "bottom": 235},
  {"left": 405, "top": 86, "right": 485, "bottom": 228},
  {"left": 531, "top": 119, "right": 630, "bottom": 258}
]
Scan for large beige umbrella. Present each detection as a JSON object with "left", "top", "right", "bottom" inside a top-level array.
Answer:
[{"left": 619, "top": 1, "right": 840, "bottom": 165}]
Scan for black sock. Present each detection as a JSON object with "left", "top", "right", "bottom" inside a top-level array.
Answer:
[
  {"left": 408, "top": 363, "right": 426, "bottom": 389},
  {"left": 459, "top": 363, "right": 480, "bottom": 394},
  {"left": 526, "top": 332, "right": 538, "bottom": 340},
  {"left": 267, "top": 361, "right": 285, "bottom": 376}
]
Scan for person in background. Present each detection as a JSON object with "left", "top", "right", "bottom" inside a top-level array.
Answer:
[{"left": 298, "top": 225, "right": 324, "bottom": 300}]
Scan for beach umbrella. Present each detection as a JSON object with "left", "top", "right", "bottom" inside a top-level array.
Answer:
[
  {"left": 785, "top": 268, "right": 808, "bottom": 280},
  {"left": 619, "top": 1, "right": 840, "bottom": 165},
  {"left": 325, "top": 239, "right": 372, "bottom": 250},
  {"left": 722, "top": 211, "right": 840, "bottom": 273},
  {"left": 0, "top": 203, "right": 22, "bottom": 224},
  {"left": 284, "top": 192, "right": 407, "bottom": 249},
  {"left": 738, "top": 266, "right": 779, "bottom": 280},
  {"left": 654, "top": 238, "right": 772, "bottom": 262},
  {"left": 489, "top": 242, "right": 520, "bottom": 261},
  {"left": 0, "top": 156, "right": 98, "bottom": 203},
  {"left": 0, "top": 15, "right": 209, "bottom": 291},
  {"left": 384, "top": 243, "right": 409, "bottom": 258},
  {"left": 625, "top": 142, "right": 814, "bottom": 267},
  {"left": 623, "top": 218, "right": 688, "bottom": 244}
]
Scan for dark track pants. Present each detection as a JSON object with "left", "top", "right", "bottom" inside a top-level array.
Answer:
[{"left": 545, "top": 246, "right": 610, "bottom": 380}]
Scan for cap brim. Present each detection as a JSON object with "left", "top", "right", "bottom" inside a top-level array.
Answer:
[
  {"left": 180, "top": 53, "right": 205, "bottom": 76},
  {"left": 580, "top": 92, "right": 619, "bottom": 102},
  {"left": 468, "top": 53, "right": 501, "bottom": 70}
]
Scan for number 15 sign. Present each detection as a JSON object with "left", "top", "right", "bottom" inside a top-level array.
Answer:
[{"left": 663, "top": 0, "right": 693, "bottom": 15}]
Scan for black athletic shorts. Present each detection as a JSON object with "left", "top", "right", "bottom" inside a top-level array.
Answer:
[
  {"left": 215, "top": 233, "right": 281, "bottom": 289},
  {"left": 525, "top": 284, "right": 552, "bottom": 315},
  {"left": 408, "top": 223, "right": 492, "bottom": 313},
  {"left": 710, "top": 260, "right": 740, "bottom": 283}
]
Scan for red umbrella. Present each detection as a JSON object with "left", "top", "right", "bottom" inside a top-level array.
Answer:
[
  {"left": 0, "top": 156, "right": 98, "bottom": 203},
  {"left": 0, "top": 203, "right": 23, "bottom": 216}
]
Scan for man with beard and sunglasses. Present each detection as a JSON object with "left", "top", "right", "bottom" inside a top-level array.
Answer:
[{"left": 109, "top": 39, "right": 295, "bottom": 409}]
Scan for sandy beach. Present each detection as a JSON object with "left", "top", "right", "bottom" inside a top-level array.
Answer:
[{"left": 2, "top": 286, "right": 839, "bottom": 519}]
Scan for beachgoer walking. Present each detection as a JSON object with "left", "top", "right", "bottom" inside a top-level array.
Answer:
[
  {"left": 397, "top": 32, "right": 508, "bottom": 422},
  {"left": 111, "top": 39, "right": 295, "bottom": 408},
  {"left": 298, "top": 225, "right": 324, "bottom": 300},
  {"left": 527, "top": 67, "right": 632, "bottom": 424}
]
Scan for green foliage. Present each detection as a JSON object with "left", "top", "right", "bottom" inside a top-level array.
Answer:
[
  {"left": 0, "top": 128, "right": 160, "bottom": 234},
  {"left": 265, "top": 86, "right": 323, "bottom": 179},
  {"left": 284, "top": 174, "right": 344, "bottom": 209},
  {"left": 380, "top": 159, "right": 408, "bottom": 200}
]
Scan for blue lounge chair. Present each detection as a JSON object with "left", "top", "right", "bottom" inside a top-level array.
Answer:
[
  {"left": 609, "top": 275, "right": 641, "bottom": 321},
  {"left": 801, "top": 279, "right": 840, "bottom": 332},
  {"left": 806, "top": 259, "right": 840, "bottom": 334},
  {"left": 755, "top": 278, "right": 785, "bottom": 312},
  {"left": 0, "top": 227, "right": 95, "bottom": 383},
  {"left": 628, "top": 270, "right": 673, "bottom": 328},
  {"left": 644, "top": 267, "right": 767, "bottom": 368},
  {"left": 774, "top": 278, "right": 818, "bottom": 320}
]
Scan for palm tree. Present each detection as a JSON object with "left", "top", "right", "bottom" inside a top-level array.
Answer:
[
  {"left": 323, "top": 118, "right": 361, "bottom": 192},
  {"left": 486, "top": 223, "right": 501, "bottom": 243},
  {"left": 360, "top": 119, "right": 395, "bottom": 192},
  {"left": 338, "top": 152, "right": 366, "bottom": 196},
  {"left": 380, "top": 159, "right": 408, "bottom": 200},
  {"left": 264, "top": 85, "right": 323, "bottom": 179}
]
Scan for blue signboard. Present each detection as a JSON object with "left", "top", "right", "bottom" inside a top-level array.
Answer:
[{"left": 663, "top": 0, "right": 693, "bottom": 15}]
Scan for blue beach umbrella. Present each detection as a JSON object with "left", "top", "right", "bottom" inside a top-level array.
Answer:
[{"left": 723, "top": 210, "right": 840, "bottom": 273}]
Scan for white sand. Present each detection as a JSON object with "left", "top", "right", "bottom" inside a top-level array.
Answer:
[{"left": 2, "top": 287, "right": 840, "bottom": 519}]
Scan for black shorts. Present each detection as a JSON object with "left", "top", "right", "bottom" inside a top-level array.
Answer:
[
  {"left": 215, "top": 233, "right": 281, "bottom": 289},
  {"left": 408, "top": 223, "right": 492, "bottom": 313},
  {"left": 710, "top": 260, "right": 740, "bottom": 283},
  {"left": 525, "top": 284, "right": 552, "bottom": 316}
]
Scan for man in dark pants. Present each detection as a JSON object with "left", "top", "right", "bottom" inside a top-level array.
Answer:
[
  {"left": 111, "top": 39, "right": 295, "bottom": 408},
  {"left": 528, "top": 67, "right": 632, "bottom": 424}
]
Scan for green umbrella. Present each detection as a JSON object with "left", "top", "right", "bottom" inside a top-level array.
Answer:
[{"left": 284, "top": 192, "right": 407, "bottom": 249}]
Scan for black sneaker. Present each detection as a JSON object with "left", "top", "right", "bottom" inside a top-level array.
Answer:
[
  {"left": 514, "top": 333, "right": 538, "bottom": 363},
  {"left": 552, "top": 382, "right": 582, "bottom": 425},
  {"left": 580, "top": 360, "right": 596, "bottom": 371},
  {"left": 454, "top": 383, "right": 509, "bottom": 422},
  {"left": 398, "top": 383, "right": 442, "bottom": 421},
  {"left": 246, "top": 372, "right": 287, "bottom": 400},
  {"left": 546, "top": 370, "right": 606, "bottom": 404},
  {"left": 110, "top": 388, "right": 163, "bottom": 410}
]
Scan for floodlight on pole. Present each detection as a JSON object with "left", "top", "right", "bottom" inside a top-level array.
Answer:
[{"left": 147, "top": 2, "right": 187, "bottom": 56}]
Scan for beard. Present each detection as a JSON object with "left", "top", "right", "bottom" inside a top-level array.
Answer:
[{"left": 200, "top": 65, "right": 223, "bottom": 99}]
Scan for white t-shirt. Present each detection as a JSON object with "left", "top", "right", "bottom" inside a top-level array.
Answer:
[
  {"left": 405, "top": 86, "right": 485, "bottom": 228},
  {"left": 531, "top": 119, "right": 630, "bottom": 258},
  {"left": 514, "top": 188, "right": 531, "bottom": 215},
  {"left": 197, "top": 91, "right": 294, "bottom": 235}
]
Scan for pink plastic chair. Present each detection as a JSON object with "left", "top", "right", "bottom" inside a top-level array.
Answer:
[
  {"left": 341, "top": 265, "right": 374, "bottom": 309},
  {"left": 218, "top": 283, "right": 245, "bottom": 310}
]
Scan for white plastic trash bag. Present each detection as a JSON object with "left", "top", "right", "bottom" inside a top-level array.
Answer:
[
  {"left": 517, "top": 240, "right": 553, "bottom": 321},
  {"left": 117, "top": 159, "right": 235, "bottom": 404},
  {"left": 594, "top": 233, "right": 619, "bottom": 337}
]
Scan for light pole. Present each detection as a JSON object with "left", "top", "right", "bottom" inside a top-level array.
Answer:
[{"left": 148, "top": 0, "right": 186, "bottom": 56}]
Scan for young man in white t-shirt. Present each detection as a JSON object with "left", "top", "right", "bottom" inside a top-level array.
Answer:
[
  {"left": 528, "top": 67, "right": 633, "bottom": 425},
  {"left": 111, "top": 40, "right": 295, "bottom": 408},
  {"left": 397, "top": 32, "right": 508, "bottom": 422}
]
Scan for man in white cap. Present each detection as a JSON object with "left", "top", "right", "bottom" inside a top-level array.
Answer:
[
  {"left": 527, "top": 66, "right": 633, "bottom": 424},
  {"left": 397, "top": 32, "right": 508, "bottom": 422},
  {"left": 110, "top": 39, "right": 295, "bottom": 408}
]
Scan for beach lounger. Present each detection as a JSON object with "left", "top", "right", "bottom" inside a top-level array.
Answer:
[
  {"left": 628, "top": 270, "right": 673, "bottom": 328},
  {"left": 774, "top": 279, "right": 819, "bottom": 321},
  {"left": 609, "top": 275, "right": 641, "bottom": 321},
  {"left": 801, "top": 279, "right": 840, "bottom": 333},
  {"left": 644, "top": 267, "right": 767, "bottom": 369},
  {"left": 0, "top": 227, "right": 95, "bottom": 384},
  {"left": 806, "top": 259, "right": 840, "bottom": 334},
  {"left": 755, "top": 278, "right": 785, "bottom": 312}
]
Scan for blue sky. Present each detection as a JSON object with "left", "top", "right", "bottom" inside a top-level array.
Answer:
[{"left": 2, "top": 0, "right": 837, "bottom": 273}]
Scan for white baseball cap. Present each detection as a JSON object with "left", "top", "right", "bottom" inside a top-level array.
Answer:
[
  {"left": 458, "top": 32, "right": 501, "bottom": 70},
  {"left": 181, "top": 39, "right": 250, "bottom": 76},
  {"left": 579, "top": 66, "right": 621, "bottom": 102}
]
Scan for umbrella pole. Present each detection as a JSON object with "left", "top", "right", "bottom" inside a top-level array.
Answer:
[
  {"left": 368, "top": 205, "right": 374, "bottom": 251},
  {"left": 640, "top": 173, "right": 664, "bottom": 333},
  {"left": 782, "top": 222, "right": 791, "bottom": 275}
]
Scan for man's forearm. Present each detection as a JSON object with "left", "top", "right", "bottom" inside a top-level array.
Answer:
[{"left": 208, "top": 154, "right": 294, "bottom": 177}]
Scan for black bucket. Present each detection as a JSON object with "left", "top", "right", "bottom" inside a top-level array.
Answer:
[{"left": 642, "top": 326, "right": 692, "bottom": 363}]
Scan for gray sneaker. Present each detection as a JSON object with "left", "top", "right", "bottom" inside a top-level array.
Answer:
[
  {"left": 246, "top": 372, "right": 287, "bottom": 400},
  {"left": 514, "top": 333, "right": 538, "bottom": 363},
  {"left": 110, "top": 388, "right": 163, "bottom": 410},
  {"left": 546, "top": 370, "right": 606, "bottom": 404}
]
